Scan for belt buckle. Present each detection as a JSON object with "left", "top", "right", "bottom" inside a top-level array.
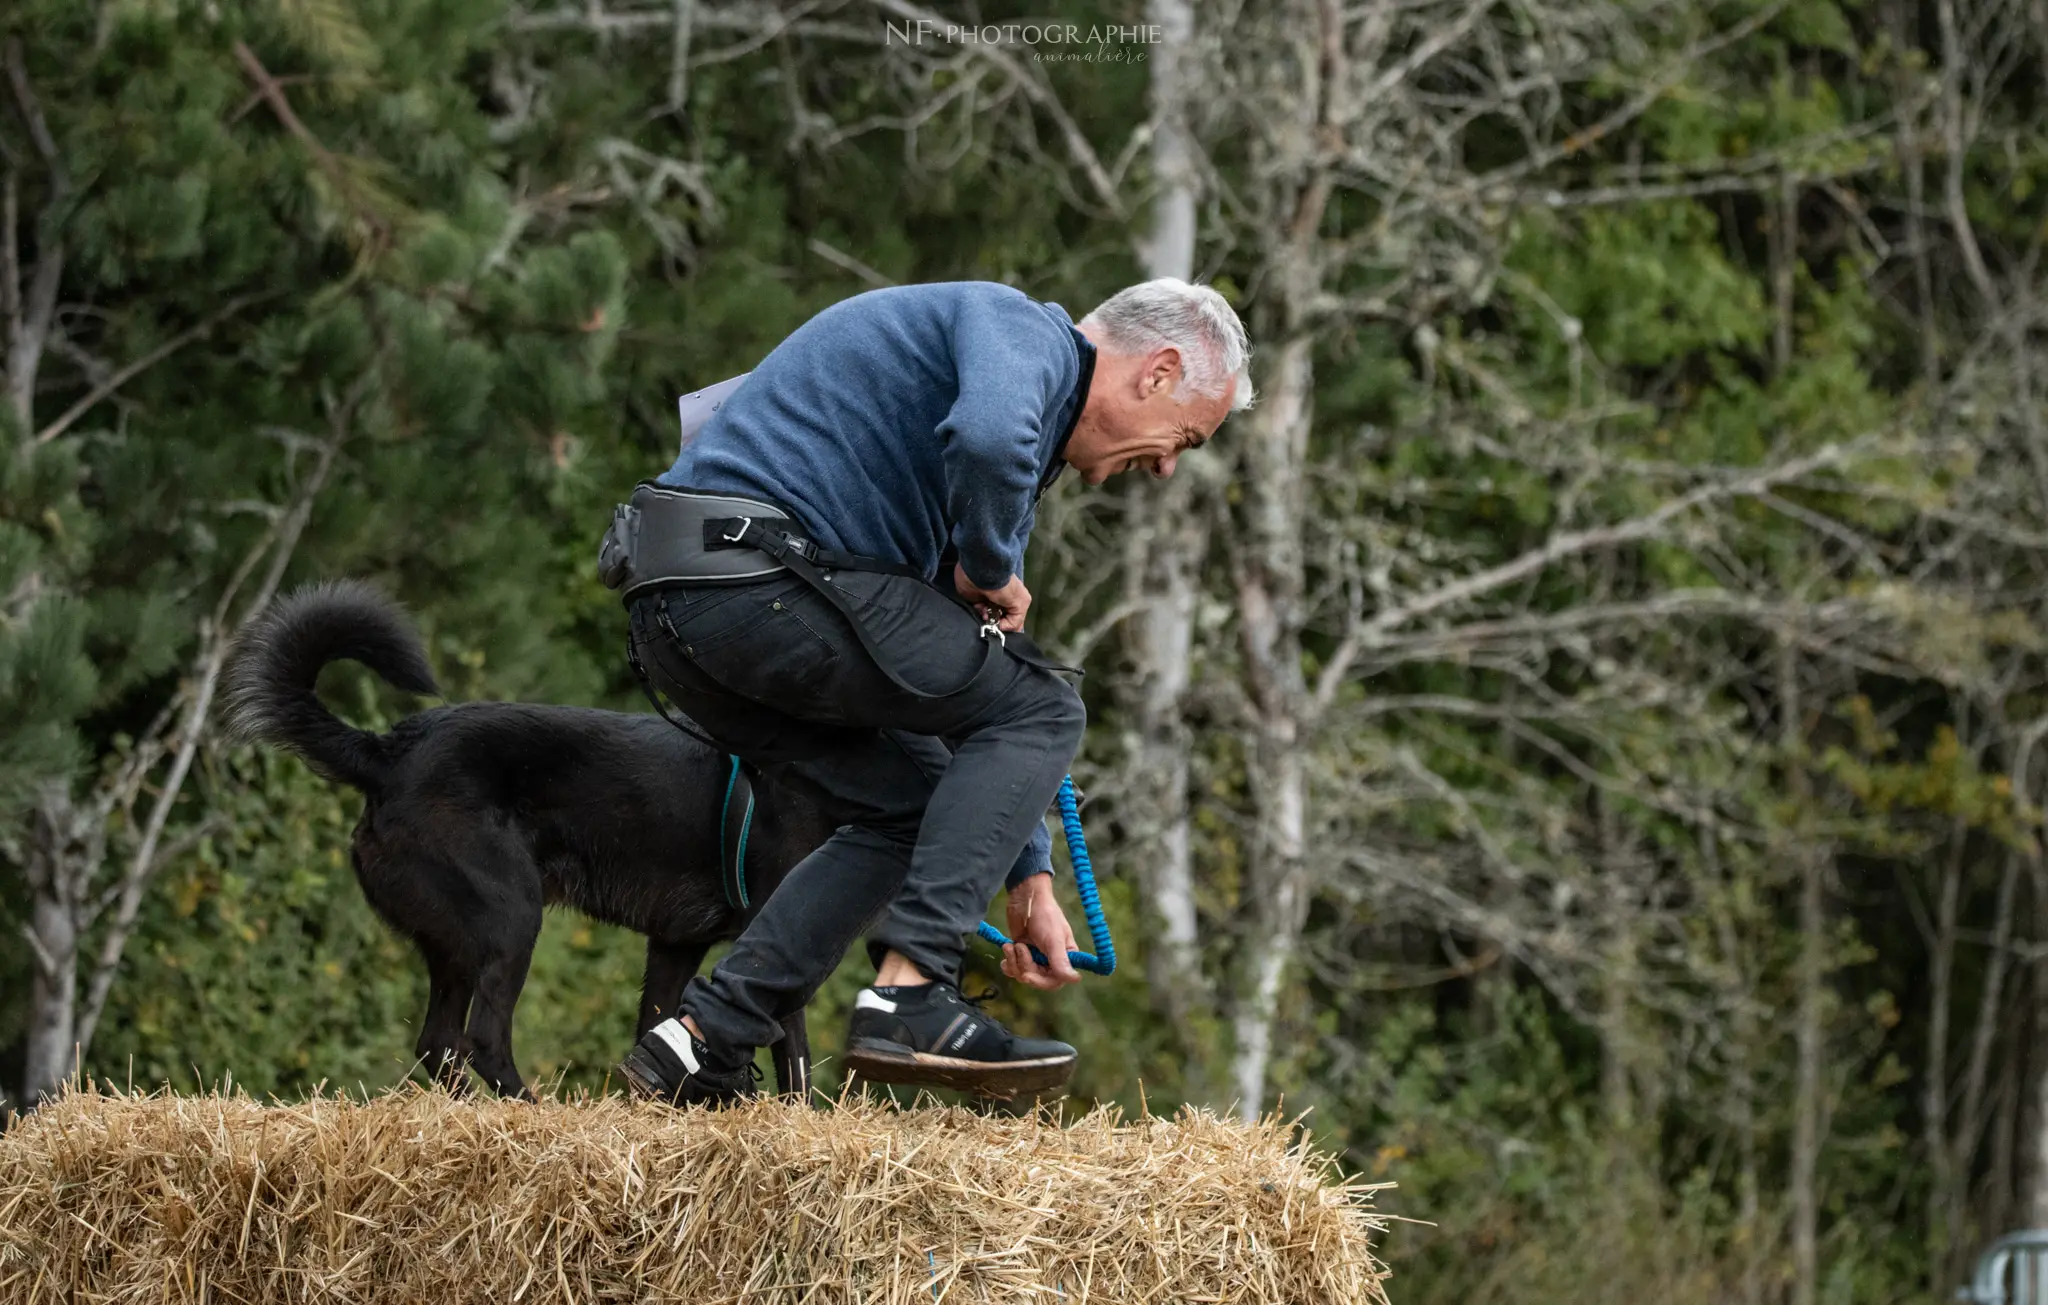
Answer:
[{"left": 721, "top": 516, "right": 753, "bottom": 543}]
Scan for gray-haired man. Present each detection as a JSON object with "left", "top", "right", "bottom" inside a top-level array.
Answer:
[{"left": 615, "top": 277, "right": 1251, "bottom": 1105}]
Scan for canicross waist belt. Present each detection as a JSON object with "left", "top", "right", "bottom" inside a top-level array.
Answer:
[
  {"left": 601, "top": 481, "right": 1076, "bottom": 703},
  {"left": 600, "top": 483, "right": 903, "bottom": 597}
]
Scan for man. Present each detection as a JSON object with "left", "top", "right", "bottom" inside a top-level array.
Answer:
[{"left": 615, "top": 277, "right": 1251, "bottom": 1106}]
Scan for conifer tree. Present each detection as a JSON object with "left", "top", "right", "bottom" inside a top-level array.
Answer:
[{"left": 1, "top": 0, "right": 625, "bottom": 1110}]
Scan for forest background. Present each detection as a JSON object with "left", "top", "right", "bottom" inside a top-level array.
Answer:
[{"left": 3, "top": 1, "right": 2046, "bottom": 1302}]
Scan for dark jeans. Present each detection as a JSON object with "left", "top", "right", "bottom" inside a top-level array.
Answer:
[{"left": 626, "top": 567, "right": 1086, "bottom": 1064}]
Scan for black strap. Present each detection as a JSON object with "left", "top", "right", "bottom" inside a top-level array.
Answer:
[
  {"left": 625, "top": 608, "right": 727, "bottom": 751},
  {"left": 700, "top": 516, "right": 925, "bottom": 579},
  {"left": 704, "top": 516, "right": 1004, "bottom": 701},
  {"left": 628, "top": 605, "right": 758, "bottom": 911}
]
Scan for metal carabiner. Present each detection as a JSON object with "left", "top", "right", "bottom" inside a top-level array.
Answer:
[{"left": 979, "top": 617, "right": 1006, "bottom": 647}]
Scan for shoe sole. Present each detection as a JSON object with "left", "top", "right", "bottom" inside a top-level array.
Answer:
[
  {"left": 842, "top": 1039, "right": 1077, "bottom": 1098},
  {"left": 619, "top": 1045, "right": 759, "bottom": 1108},
  {"left": 617, "top": 1047, "right": 671, "bottom": 1101}
]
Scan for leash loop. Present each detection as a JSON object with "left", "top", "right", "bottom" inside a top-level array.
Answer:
[{"left": 977, "top": 775, "right": 1117, "bottom": 976}]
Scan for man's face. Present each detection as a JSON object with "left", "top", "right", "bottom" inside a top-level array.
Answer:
[{"left": 1066, "top": 346, "right": 1237, "bottom": 486}]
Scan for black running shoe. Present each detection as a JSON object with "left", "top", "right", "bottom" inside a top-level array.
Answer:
[
  {"left": 618, "top": 1019, "right": 759, "bottom": 1108},
  {"left": 842, "top": 982, "right": 1077, "bottom": 1097}
]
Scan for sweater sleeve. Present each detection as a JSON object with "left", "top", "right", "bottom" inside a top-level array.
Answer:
[
  {"left": 1005, "top": 817, "right": 1055, "bottom": 888},
  {"left": 936, "top": 292, "right": 1073, "bottom": 589}
]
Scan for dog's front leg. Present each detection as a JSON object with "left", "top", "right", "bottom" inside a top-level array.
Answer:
[{"left": 637, "top": 938, "right": 713, "bottom": 1040}]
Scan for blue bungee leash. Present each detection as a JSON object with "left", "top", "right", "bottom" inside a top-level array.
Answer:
[{"left": 977, "top": 775, "right": 1116, "bottom": 976}]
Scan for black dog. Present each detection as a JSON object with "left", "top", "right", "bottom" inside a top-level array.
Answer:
[{"left": 223, "top": 580, "right": 837, "bottom": 1101}]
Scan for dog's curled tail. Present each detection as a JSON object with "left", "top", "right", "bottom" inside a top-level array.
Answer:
[{"left": 222, "top": 579, "right": 440, "bottom": 794}]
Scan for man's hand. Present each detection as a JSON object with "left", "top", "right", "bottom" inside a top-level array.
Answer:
[
  {"left": 955, "top": 569, "right": 1032, "bottom": 633},
  {"left": 1000, "top": 872, "right": 1081, "bottom": 990}
]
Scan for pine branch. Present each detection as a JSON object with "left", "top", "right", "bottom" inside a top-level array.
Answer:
[{"left": 231, "top": 41, "right": 393, "bottom": 242}]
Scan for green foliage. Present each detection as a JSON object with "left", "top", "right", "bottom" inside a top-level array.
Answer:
[
  {"left": 1313, "top": 990, "right": 1925, "bottom": 1305},
  {"left": 91, "top": 746, "right": 427, "bottom": 1098}
]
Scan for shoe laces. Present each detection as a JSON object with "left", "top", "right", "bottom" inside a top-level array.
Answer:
[
  {"left": 941, "top": 980, "right": 1001, "bottom": 1009},
  {"left": 906, "top": 979, "right": 1000, "bottom": 1017}
]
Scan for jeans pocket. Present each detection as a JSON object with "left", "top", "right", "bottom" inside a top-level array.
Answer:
[
  {"left": 685, "top": 587, "right": 846, "bottom": 712},
  {"left": 677, "top": 602, "right": 779, "bottom": 660}
]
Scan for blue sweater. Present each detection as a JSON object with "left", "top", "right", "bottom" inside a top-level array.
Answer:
[
  {"left": 659, "top": 281, "right": 1095, "bottom": 587},
  {"left": 659, "top": 281, "right": 1095, "bottom": 885}
]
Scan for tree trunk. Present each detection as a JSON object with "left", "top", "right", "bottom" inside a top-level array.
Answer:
[
  {"left": 1782, "top": 634, "right": 1825, "bottom": 1305},
  {"left": 1142, "top": 0, "right": 1198, "bottom": 284},
  {"left": 1595, "top": 793, "right": 1638, "bottom": 1141},
  {"left": 1704, "top": 823, "right": 1766, "bottom": 1305},
  {"left": 1771, "top": 172, "right": 1798, "bottom": 378},
  {"left": 1925, "top": 818, "right": 1965, "bottom": 1271},
  {"left": 1792, "top": 789, "right": 1825, "bottom": 1305},
  {"left": 1229, "top": 330, "right": 1313, "bottom": 1122},
  {"left": 2027, "top": 859, "right": 2048, "bottom": 1227},
  {"left": 2, "top": 36, "right": 67, "bottom": 438},
  {"left": 1229, "top": 737, "right": 1308, "bottom": 1120},
  {"left": 1222, "top": 0, "right": 1337, "bottom": 1116},
  {"left": 1121, "top": 0, "right": 1212, "bottom": 1052},
  {"left": 22, "top": 888, "right": 77, "bottom": 1105},
  {"left": 19, "top": 784, "right": 95, "bottom": 1108},
  {"left": 1123, "top": 479, "right": 1211, "bottom": 1032}
]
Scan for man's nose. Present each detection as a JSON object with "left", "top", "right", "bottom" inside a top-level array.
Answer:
[{"left": 1151, "top": 453, "right": 1179, "bottom": 479}]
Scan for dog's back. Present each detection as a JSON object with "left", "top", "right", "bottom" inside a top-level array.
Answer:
[
  {"left": 363, "top": 700, "right": 756, "bottom": 939},
  {"left": 224, "top": 581, "right": 823, "bottom": 939}
]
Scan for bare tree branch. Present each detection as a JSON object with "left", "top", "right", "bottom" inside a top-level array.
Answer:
[
  {"left": 1314, "top": 440, "right": 1876, "bottom": 704},
  {"left": 33, "top": 295, "right": 259, "bottom": 447}
]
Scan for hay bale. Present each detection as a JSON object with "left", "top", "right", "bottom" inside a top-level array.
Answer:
[{"left": 0, "top": 1082, "right": 1389, "bottom": 1303}]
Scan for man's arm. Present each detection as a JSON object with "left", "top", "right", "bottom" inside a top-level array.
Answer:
[
  {"left": 936, "top": 293, "right": 1072, "bottom": 590},
  {"left": 1005, "top": 819, "right": 1053, "bottom": 889}
]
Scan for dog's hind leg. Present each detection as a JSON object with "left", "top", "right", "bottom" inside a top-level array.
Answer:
[
  {"left": 636, "top": 938, "right": 712, "bottom": 1040},
  {"left": 415, "top": 947, "right": 477, "bottom": 1097},
  {"left": 453, "top": 855, "right": 544, "bottom": 1102},
  {"left": 465, "top": 934, "right": 540, "bottom": 1102},
  {"left": 771, "top": 1009, "right": 811, "bottom": 1103}
]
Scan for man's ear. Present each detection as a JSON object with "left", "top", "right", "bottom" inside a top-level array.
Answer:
[{"left": 1144, "top": 346, "right": 1183, "bottom": 396}]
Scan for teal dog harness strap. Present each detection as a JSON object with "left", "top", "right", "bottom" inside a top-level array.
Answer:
[{"left": 719, "top": 756, "right": 757, "bottom": 911}]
